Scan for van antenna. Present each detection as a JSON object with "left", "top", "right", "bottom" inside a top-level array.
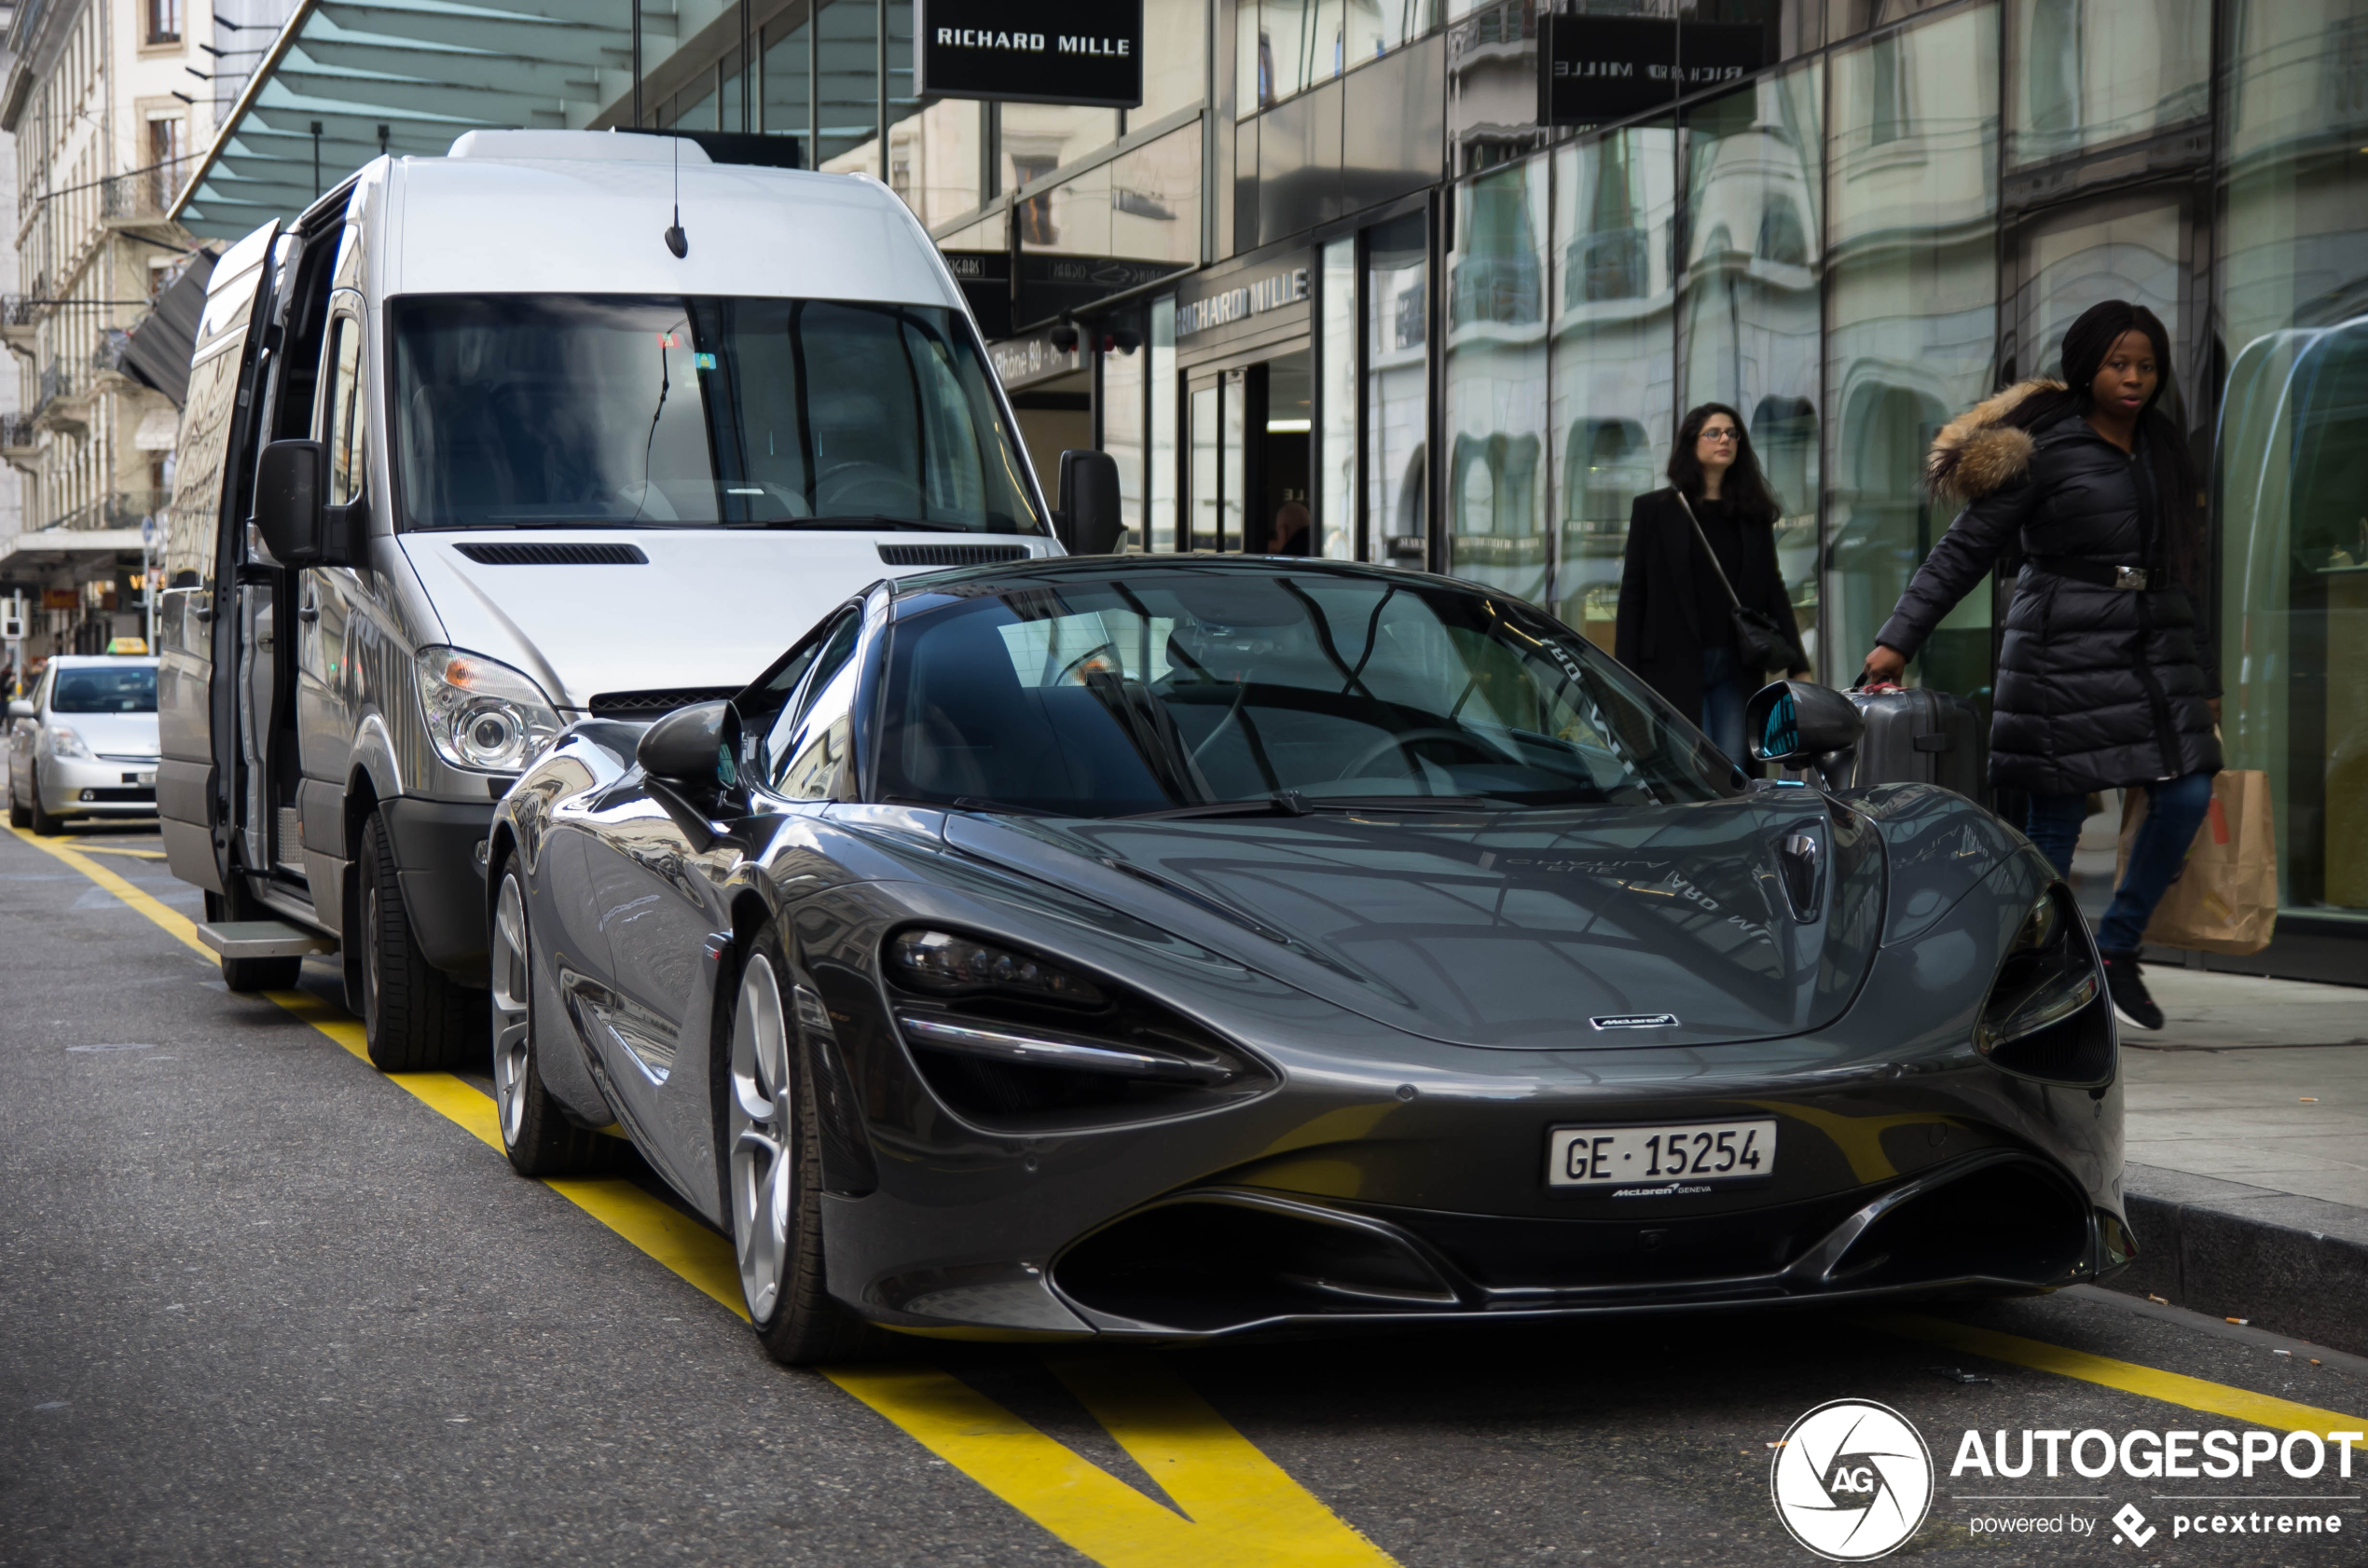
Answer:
[{"left": 664, "top": 133, "right": 688, "bottom": 257}]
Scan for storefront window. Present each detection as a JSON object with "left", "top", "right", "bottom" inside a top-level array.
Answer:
[
  {"left": 1680, "top": 62, "right": 1824, "bottom": 667},
  {"left": 763, "top": 17, "right": 811, "bottom": 152},
  {"left": 1446, "top": 156, "right": 1549, "bottom": 605},
  {"left": 1191, "top": 382, "right": 1222, "bottom": 549},
  {"left": 817, "top": 0, "right": 880, "bottom": 175},
  {"left": 2011, "top": 194, "right": 2187, "bottom": 406},
  {"left": 1367, "top": 212, "right": 1431, "bottom": 566},
  {"left": 1104, "top": 342, "right": 1146, "bottom": 552},
  {"left": 1242, "top": 0, "right": 1439, "bottom": 115},
  {"left": 1150, "top": 297, "right": 1180, "bottom": 553},
  {"left": 1823, "top": 3, "right": 1999, "bottom": 703},
  {"left": 1004, "top": 105, "right": 1122, "bottom": 225},
  {"left": 2006, "top": 0, "right": 2209, "bottom": 168},
  {"left": 1319, "top": 237, "right": 1358, "bottom": 558},
  {"left": 1549, "top": 123, "right": 1676, "bottom": 650},
  {"left": 1028, "top": 124, "right": 1203, "bottom": 267},
  {"left": 2214, "top": 0, "right": 2368, "bottom": 915}
]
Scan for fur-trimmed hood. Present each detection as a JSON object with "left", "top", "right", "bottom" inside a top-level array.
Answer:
[{"left": 1923, "top": 378, "right": 2064, "bottom": 504}]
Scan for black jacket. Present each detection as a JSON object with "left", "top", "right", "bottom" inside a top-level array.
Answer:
[
  {"left": 1614, "top": 487, "right": 1806, "bottom": 719},
  {"left": 1876, "top": 380, "right": 2221, "bottom": 795}
]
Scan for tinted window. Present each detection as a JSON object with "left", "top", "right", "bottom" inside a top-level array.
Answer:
[
  {"left": 876, "top": 569, "right": 1739, "bottom": 817},
  {"left": 52, "top": 666, "right": 158, "bottom": 714},
  {"left": 390, "top": 295, "right": 1042, "bottom": 534}
]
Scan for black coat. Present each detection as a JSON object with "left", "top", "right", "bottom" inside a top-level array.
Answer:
[
  {"left": 1614, "top": 487, "right": 1807, "bottom": 720},
  {"left": 1876, "top": 382, "right": 2221, "bottom": 796}
]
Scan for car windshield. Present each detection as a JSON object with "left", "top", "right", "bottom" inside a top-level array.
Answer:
[
  {"left": 872, "top": 568, "right": 1740, "bottom": 817},
  {"left": 390, "top": 295, "right": 1043, "bottom": 533},
  {"left": 51, "top": 666, "right": 156, "bottom": 713}
]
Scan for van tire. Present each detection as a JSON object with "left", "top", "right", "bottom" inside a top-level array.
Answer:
[{"left": 357, "top": 809, "right": 474, "bottom": 1072}]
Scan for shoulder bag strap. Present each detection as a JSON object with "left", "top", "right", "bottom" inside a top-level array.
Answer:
[{"left": 1672, "top": 488, "right": 1745, "bottom": 612}]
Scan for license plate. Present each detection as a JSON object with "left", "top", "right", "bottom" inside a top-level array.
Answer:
[{"left": 1547, "top": 1119, "right": 1777, "bottom": 1191}]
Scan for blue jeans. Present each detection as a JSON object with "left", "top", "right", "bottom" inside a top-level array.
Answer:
[
  {"left": 1700, "top": 645, "right": 1753, "bottom": 763},
  {"left": 2025, "top": 772, "right": 2216, "bottom": 956}
]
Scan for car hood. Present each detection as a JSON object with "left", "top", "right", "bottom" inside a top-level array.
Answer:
[
  {"left": 48, "top": 710, "right": 158, "bottom": 756},
  {"left": 401, "top": 530, "right": 1058, "bottom": 710},
  {"left": 939, "top": 794, "right": 1884, "bottom": 1051}
]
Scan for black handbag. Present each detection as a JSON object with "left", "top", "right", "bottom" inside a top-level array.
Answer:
[{"left": 1673, "top": 489, "right": 1796, "bottom": 674}]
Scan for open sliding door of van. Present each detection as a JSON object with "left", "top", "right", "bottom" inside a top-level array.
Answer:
[{"left": 157, "top": 221, "right": 281, "bottom": 895}]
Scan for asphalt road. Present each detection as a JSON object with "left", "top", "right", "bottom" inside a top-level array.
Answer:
[{"left": 5, "top": 819, "right": 2364, "bottom": 1567}]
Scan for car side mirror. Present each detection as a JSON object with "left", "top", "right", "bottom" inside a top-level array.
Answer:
[
  {"left": 637, "top": 699, "right": 738, "bottom": 788},
  {"left": 7, "top": 699, "right": 33, "bottom": 722},
  {"left": 1053, "top": 448, "right": 1125, "bottom": 556},
  {"left": 1746, "top": 680, "right": 1863, "bottom": 767}
]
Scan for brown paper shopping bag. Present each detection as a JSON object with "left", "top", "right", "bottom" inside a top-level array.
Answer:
[{"left": 2114, "top": 771, "right": 2279, "bottom": 956}]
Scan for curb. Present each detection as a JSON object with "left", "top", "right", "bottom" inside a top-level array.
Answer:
[{"left": 2105, "top": 1162, "right": 2368, "bottom": 1358}]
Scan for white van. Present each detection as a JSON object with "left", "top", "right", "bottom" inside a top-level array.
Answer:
[{"left": 158, "top": 130, "right": 1122, "bottom": 1069}]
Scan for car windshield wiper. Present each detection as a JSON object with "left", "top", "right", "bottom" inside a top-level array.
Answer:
[
  {"left": 879, "top": 792, "right": 1057, "bottom": 818},
  {"left": 719, "top": 515, "right": 984, "bottom": 533}
]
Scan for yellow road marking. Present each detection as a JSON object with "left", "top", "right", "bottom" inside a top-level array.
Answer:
[
  {"left": 13, "top": 821, "right": 1393, "bottom": 1563},
  {"left": 70, "top": 843, "right": 169, "bottom": 860},
  {"left": 829, "top": 1360, "right": 1395, "bottom": 1568},
  {"left": 1879, "top": 1315, "right": 2368, "bottom": 1446}
]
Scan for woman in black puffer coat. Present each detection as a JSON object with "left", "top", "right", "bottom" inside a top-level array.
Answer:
[{"left": 1862, "top": 300, "right": 2219, "bottom": 1033}]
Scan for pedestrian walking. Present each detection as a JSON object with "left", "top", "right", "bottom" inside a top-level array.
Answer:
[
  {"left": 1615, "top": 404, "right": 1811, "bottom": 762},
  {"left": 1861, "top": 299, "right": 2220, "bottom": 1032}
]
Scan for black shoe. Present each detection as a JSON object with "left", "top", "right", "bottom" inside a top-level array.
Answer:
[{"left": 2100, "top": 953, "right": 2163, "bottom": 1032}]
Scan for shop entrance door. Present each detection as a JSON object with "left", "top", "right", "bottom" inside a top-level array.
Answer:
[{"left": 1185, "top": 345, "right": 1311, "bottom": 554}]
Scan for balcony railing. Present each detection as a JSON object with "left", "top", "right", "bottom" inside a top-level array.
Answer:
[
  {"left": 0, "top": 413, "right": 34, "bottom": 451},
  {"left": 100, "top": 171, "right": 175, "bottom": 221}
]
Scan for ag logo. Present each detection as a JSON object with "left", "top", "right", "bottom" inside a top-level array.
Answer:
[{"left": 1769, "top": 1399, "right": 1934, "bottom": 1561}]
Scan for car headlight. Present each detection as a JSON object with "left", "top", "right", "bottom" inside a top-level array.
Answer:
[
  {"left": 413, "top": 647, "right": 561, "bottom": 774},
  {"left": 886, "top": 928, "right": 1108, "bottom": 1008},
  {"left": 1976, "top": 885, "right": 2100, "bottom": 1053},
  {"left": 43, "top": 724, "right": 89, "bottom": 759}
]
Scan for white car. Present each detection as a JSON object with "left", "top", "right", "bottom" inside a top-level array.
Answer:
[{"left": 7, "top": 655, "right": 160, "bottom": 833}]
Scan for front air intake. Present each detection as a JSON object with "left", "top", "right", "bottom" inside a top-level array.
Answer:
[
  {"left": 455, "top": 543, "right": 649, "bottom": 566},
  {"left": 876, "top": 543, "right": 1030, "bottom": 567}
]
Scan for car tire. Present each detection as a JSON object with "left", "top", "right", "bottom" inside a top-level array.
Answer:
[
  {"left": 7, "top": 774, "right": 27, "bottom": 829},
  {"left": 489, "top": 860, "right": 614, "bottom": 1176},
  {"left": 725, "top": 926, "right": 878, "bottom": 1366},
  {"left": 27, "top": 779, "right": 61, "bottom": 835},
  {"left": 357, "top": 809, "right": 474, "bottom": 1072}
]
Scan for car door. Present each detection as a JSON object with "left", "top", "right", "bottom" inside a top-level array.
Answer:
[
  {"left": 573, "top": 611, "right": 858, "bottom": 1182},
  {"left": 156, "top": 220, "right": 281, "bottom": 892},
  {"left": 11, "top": 666, "right": 51, "bottom": 799}
]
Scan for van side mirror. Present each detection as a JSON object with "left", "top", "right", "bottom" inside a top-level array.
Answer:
[
  {"left": 1746, "top": 681, "right": 1863, "bottom": 767},
  {"left": 255, "top": 440, "right": 325, "bottom": 566},
  {"left": 1053, "top": 449, "right": 1125, "bottom": 556},
  {"left": 636, "top": 699, "right": 737, "bottom": 788}
]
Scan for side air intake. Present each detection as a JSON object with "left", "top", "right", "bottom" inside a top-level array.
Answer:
[
  {"left": 455, "top": 543, "right": 649, "bottom": 566},
  {"left": 876, "top": 543, "right": 1031, "bottom": 567}
]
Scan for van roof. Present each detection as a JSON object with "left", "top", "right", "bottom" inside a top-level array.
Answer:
[{"left": 383, "top": 131, "right": 959, "bottom": 309}]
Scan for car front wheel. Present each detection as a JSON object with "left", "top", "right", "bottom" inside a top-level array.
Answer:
[
  {"left": 7, "top": 770, "right": 27, "bottom": 829},
  {"left": 489, "top": 860, "right": 612, "bottom": 1176},
  {"left": 726, "top": 928, "right": 874, "bottom": 1365}
]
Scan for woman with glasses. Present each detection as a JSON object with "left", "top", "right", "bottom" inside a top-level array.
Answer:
[{"left": 1614, "top": 403, "right": 1810, "bottom": 761}]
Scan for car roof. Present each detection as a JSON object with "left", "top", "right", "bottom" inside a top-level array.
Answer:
[
  {"left": 48, "top": 654, "right": 158, "bottom": 667},
  {"left": 885, "top": 554, "right": 1461, "bottom": 618}
]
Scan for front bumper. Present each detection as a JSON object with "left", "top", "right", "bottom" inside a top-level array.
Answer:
[{"left": 37, "top": 755, "right": 158, "bottom": 816}]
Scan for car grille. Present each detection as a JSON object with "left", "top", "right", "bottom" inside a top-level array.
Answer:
[
  {"left": 455, "top": 542, "right": 649, "bottom": 566},
  {"left": 586, "top": 687, "right": 739, "bottom": 719},
  {"left": 875, "top": 543, "right": 1030, "bottom": 567}
]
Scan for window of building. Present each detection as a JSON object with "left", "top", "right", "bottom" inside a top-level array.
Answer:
[
  {"left": 2006, "top": 0, "right": 2209, "bottom": 168},
  {"left": 1367, "top": 212, "right": 1430, "bottom": 567},
  {"left": 146, "top": 0, "right": 181, "bottom": 47}
]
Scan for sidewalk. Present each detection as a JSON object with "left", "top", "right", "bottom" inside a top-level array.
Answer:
[{"left": 2109, "top": 966, "right": 2368, "bottom": 1355}]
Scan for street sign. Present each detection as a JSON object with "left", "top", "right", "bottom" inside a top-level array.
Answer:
[
  {"left": 1537, "top": 16, "right": 1766, "bottom": 125},
  {"left": 916, "top": 0, "right": 1143, "bottom": 109}
]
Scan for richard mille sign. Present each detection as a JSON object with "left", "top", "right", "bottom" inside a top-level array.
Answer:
[{"left": 916, "top": 0, "right": 1143, "bottom": 108}]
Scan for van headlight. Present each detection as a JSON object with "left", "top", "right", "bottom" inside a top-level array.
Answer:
[
  {"left": 43, "top": 724, "right": 89, "bottom": 759},
  {"left": 1976, "top": 885, "right": 2100, "bottom": 1052},
  {"left": 413, "top": 647, "right": 561, "bottom": 774}
]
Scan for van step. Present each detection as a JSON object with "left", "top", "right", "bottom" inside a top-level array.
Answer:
[{"left": 197, "top": 920, "right": 337, "bottom": 959}]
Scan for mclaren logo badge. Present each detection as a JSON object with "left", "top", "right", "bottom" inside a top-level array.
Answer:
[{"left": 1590, "top": 1012, "right": 1679, "bottom": 1030}]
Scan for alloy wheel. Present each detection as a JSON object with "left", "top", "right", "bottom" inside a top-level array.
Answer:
[
  {"left": 489, "top": 872, "right": 532, "bottom": 1147},
  {"left": 728, "top": 955, "right": 795, "bottom": 1326}
]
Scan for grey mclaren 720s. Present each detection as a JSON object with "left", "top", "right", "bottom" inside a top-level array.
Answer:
[{"left": 483, "top": 555, "right": 2129, "bottom": 1363}]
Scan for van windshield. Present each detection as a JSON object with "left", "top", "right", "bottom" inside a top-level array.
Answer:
[{"left": 389, "top": 296, "right": 1044, "bottom": 533}]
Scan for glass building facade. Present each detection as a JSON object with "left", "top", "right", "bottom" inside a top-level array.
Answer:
[{"left": 617, "top": 0, "right": 2367, "bottom": 975}]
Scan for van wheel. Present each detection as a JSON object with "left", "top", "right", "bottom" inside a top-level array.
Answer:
[
  {"left": 357, "top": 810, "right": 473, "bottom": 1072},
  {"left": 489, "top": 860, "right": 613, "bottom": 1176},
  {"left": 7, "top": 776, "right": 27, "bottom": 829}
]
